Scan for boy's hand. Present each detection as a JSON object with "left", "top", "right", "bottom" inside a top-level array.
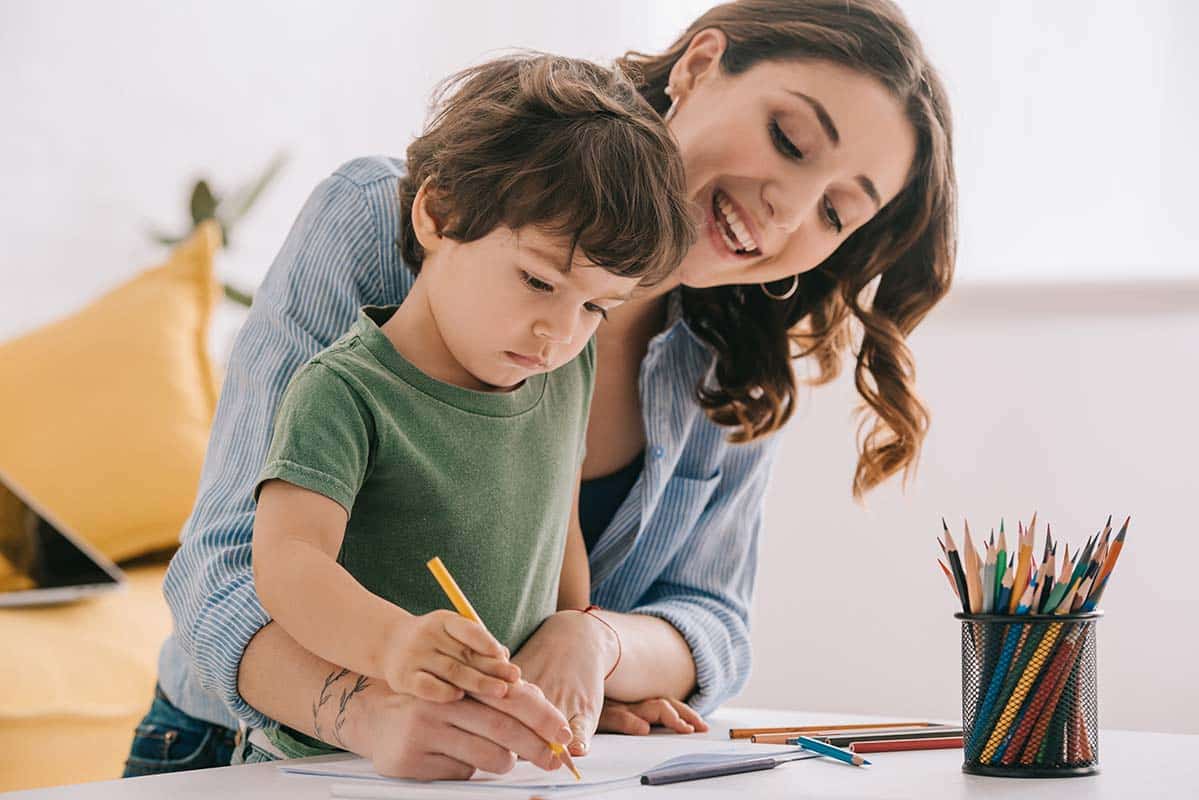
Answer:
[
  {"left": 597, "top": 697, "right": 709, "bottom": 737},
  {"left": 382, "top": 610, "right": 520, "bottom": 702}
]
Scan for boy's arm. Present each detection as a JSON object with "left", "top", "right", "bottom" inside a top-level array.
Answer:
[
  {"left": 252, "top": 479, "right": 403, "bottom": 681},
  {"left": 253, "top": 479, "right": 517, "bottom": 701},
  {"left": 557, "top": 471, "right": 590, "bottom": 611}
]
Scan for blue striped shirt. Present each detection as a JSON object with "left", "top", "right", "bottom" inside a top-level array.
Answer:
[{"left": 158, "top": 156, "right": 782, "bottom": 729}]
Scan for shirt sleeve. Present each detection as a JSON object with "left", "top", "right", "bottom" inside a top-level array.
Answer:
[
  {"left": 256, "top": 362, "right": 374, "bottom": 515},
  {"left": 632, "top": 434, "right": 782, "bottom": 716},
  {"left": 162, "top": 167, "right": 398, "bottom": 727}
]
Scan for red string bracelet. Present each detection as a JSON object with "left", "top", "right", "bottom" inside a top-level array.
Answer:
[{"left": 570, "top": 604, "right": 622, "bottom": 680}]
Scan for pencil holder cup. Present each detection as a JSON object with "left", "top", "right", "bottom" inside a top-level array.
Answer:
[{"left": 956, "top": 612, "right": 1101, "bottom": 778}]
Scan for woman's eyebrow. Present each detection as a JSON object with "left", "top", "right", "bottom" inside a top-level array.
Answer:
[
  {"left": 786, "top": 90, "right": 883, "bottom": 209},
  {"left": 787, "top": 90, "right": 840, "bottom": 146}
]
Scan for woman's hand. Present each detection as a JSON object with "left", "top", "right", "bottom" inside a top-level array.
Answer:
[
  {"left": 352, "top": 682, "right": 574, "bottom": 780},
  {"left": 598, "top": 697, "right": 709, "bottom": 736},
  {"left": 511, "top": 610, "right": 619, "bottom": 756}
]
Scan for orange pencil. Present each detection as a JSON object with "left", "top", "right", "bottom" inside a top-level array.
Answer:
[
  {"left": 850, "top": 736, "right": 963, "bottom": 753},
  {"left": 730, "top": 721, "right": 932, "bottom": 740}
]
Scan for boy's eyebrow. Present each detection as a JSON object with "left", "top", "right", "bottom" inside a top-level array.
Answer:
[
  {"left": 521, "top": 241, "right": 634, "bottom": 301},
  {"left": 521, "top": 243, "right": 574, "bottom": 273}
]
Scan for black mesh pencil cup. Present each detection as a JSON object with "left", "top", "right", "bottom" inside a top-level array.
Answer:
[{"left": 957, "top": 612, "right": 1100, "bottom": 777}]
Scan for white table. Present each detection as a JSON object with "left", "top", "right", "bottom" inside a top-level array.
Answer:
[{"left": 7, "top": 708, "right": 1195, "bottom": 798}]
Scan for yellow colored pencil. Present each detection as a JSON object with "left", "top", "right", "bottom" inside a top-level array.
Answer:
[{"left": 426, "top": 557, "right": 581, "bottom": 781}]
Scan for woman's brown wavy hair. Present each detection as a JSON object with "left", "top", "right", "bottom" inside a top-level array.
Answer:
[{"left": 617, "top": 0, "right": 957, "bottom": 499}]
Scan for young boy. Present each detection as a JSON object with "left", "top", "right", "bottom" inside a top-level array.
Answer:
[{"left": 248, "top": 54, "right": 694, "bottom": 761}]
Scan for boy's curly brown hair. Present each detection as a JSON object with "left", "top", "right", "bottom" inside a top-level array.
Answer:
[{"left": 399, "top": 53, "right": 695, "bottom": 285}]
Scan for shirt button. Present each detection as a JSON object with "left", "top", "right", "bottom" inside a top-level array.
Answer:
[{"left": 651, "top": 445, "right": 665, "bottom": 459}]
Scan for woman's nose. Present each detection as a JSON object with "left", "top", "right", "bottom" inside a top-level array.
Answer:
[{"left": 763, "top": 176, "right": 825, "bottom": 234}]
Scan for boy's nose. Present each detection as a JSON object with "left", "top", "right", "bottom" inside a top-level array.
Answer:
[{"left": 532, "top": 319, "right": 572, "bottom": 344}]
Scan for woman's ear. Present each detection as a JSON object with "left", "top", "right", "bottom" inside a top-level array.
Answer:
[
  {"left": 410, "top": 177, "right": 445, "bottom": 255},
  {"left": 668, "top": 27, "right": 727, "bottom": 97}
]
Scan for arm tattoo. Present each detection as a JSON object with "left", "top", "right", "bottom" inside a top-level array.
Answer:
[
  {"left": 333, "top": 675, "right": 372, "bottom": 749},
  {"left": 312, "top": 668, "right": 350, "bottom": 741}
]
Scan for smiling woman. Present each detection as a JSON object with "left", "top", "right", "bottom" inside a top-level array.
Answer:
[{"left": 619, "top": 0, "right": 955, "bottom": 496}]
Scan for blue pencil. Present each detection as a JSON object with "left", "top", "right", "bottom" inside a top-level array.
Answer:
[{"left": 793, "top": 736, "right": 872, "bottom": 767}]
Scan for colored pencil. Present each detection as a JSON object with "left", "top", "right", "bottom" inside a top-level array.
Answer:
[
  {"left": 850, "top": 736, "right": 963, "bottom": 753},
  {"left": 962, "top": 519, "right": 983, "bottom": 615},
  {"left": 730, "top": 721, "right": 932, "bottom": 740},
  {"left": 942, "top": 519, "right": 971, "bottom": 613},
  {"left": 753, "top": 725, "right": 955, "bottom": 745},
  {"left": 794, "top": 736, "right": 871, "bottom": 767}
]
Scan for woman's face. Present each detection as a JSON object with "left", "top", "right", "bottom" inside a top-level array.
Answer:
[{"left": 667, "top": 37, "right": 917, "bottom": 289}]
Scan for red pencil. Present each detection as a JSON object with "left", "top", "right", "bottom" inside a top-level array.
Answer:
[{"left": 849, "top": 736, "right": 964, "bottom": 754}]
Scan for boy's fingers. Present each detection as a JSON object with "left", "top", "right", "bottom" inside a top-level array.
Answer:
[
  {"left": 411, "top": 671, "right": 465, "bottom": 703},
  {"left": 443, "top": 615, "right": 507, "bottom": 658},
  {"left": 465, "top": 654, "right": 521, "bottom": 684},
  {"left": 430, "top": 654, "right": 510, "bottom": 698}
]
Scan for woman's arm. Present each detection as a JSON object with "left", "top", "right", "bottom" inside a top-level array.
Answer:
[
  {"left": 162, "top": 159, "right": 410, "bottom": 727},
  {"left": 238, "top": 620, "right": 573, "bottom": 779}
]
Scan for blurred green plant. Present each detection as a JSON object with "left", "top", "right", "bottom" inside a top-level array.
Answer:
[{"left": 150, "top": 152, "right": 288, "bottom": 307}]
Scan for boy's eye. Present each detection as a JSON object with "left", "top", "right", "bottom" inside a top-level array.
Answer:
[
  {"left": 770, "top": 120, "right": 804, "bottom": 161},
  {"left": 584, "top": 302, "right": 609, "bottom": 320},
  {"left": 521, "top": 271, "right": 554, "bottom": 293}
]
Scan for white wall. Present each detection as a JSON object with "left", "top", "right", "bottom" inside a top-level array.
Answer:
[
  {"left": 741, "top": 283, "right": 1199, "bottom": 734},
  {"left": 3, "top": 1, "right": 1197, "bottom": 733}
]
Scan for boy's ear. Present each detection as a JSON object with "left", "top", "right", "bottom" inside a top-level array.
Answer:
[
  {"left": 668, "top": 27, "right": 727, "bottom": 96},
  {"left": 410, "top": 177, "right": 446, "bottom": 254}
]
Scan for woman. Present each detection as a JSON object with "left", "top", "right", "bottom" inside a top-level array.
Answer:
[{"left": 127, "top": 0, "right": 955, "bottom": 780}]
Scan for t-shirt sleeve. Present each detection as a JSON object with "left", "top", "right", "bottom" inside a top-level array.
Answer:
[{"left": 256, "top": 361, "right": 373, "bottom": 515}]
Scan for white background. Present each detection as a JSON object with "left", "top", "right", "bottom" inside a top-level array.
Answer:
[{"left": 2, "top": 2, "right": 1196, "bottom": 733}]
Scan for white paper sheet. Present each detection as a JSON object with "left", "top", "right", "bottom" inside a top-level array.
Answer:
[{"left": 278, "top": 734, "right": 813, "bottom": 796}]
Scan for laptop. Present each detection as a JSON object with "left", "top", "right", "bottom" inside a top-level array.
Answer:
[{"left": 0, "top": 471, "right": 126, "bottom": 607}]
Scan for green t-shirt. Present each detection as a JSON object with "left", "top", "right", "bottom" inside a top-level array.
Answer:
[{"left": 256, "top": 304, "right": 594, "bottom": 657}]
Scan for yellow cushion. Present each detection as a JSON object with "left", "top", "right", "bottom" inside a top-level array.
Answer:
[
  {"left": 0, "top": 560, "right": 172, "bottom": 790},
  {"left": 0, "top": 223, "right": 221, "bottom": 562}
]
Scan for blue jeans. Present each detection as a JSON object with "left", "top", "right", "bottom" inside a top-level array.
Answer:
[{"left": 122, "top": 685, "right": 239, "bottom": 778}]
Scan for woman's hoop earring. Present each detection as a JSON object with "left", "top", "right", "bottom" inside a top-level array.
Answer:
[
  {"left": 760, "top": 275, "right": 799, "bottom": 301},
  {"left": 663, "top": 85, "right": 679, "bottom": 123}
]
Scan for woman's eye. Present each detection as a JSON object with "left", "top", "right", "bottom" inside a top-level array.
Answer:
[
  {"left": 521, "top": 271, "right": 554, "bottom": 293},
  {"left": 769, "top": 120, "right": 804, "bottom": 161},
  {"left": 584, "top": 302, "right": 609, "bottom": 320},
  {"left": 822, "top": 196, "right": 843, "bottom": 234}
]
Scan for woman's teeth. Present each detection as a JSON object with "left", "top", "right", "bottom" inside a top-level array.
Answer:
[{"left": 713, "top": 190, "right": 759, "bottom": 255}]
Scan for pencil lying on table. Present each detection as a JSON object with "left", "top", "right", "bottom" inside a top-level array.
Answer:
[
  {"left": 850, "top": 736, "right": 963, "bottom": 754},
  {"left": 426, "top": 556, "right": 581, "bottom": 781},
  {"left": 731, "top": 721, "right": 933, "bottom": 740}
]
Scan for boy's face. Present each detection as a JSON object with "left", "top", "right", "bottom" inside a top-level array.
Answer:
[{"left": 421, "top": 225, "right": 636, "bottom": 391}]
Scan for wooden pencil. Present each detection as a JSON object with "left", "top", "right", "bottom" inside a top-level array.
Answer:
[
  {"left": 851, "top": 736, "right": 963, "bottom": 753},
  {"left": 730, "top": 721, "right": 932, "bottom": 740}
]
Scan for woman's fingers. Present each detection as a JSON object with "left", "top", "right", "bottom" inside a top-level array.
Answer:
[
  {"left": 473, "top": 680, "right": 574, "bottom": 754},
  {"left": 597, "top": 702, "right": 651, "bottom": 736},
  {"left": 428, "top": 722, "right": 519, "bottom": 776},
  {"left": 450, "top": 695, "right": 564, "bottom": 772},
  {"left": 666, "top": 697, "right": 709, "bottom": 732}
]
